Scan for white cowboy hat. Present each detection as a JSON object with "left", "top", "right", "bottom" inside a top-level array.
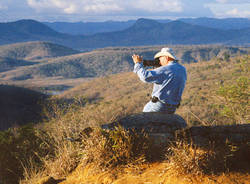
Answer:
[{"left": 154, "top": 48, "right": 178, "bottom": 60}]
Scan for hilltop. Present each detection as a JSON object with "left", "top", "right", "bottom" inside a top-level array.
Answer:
[
  {"left": 0, "top": 54, "right": 249, "bottom": 184},
  {"left": 0, "top": 41, "right": 80, "bottom": 73},
  {"left": 0, "top": 41, "right": 79, "bottom": 61}
]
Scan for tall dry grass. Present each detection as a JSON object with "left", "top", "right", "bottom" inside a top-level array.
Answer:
[{"left": 2, "top": 55, "right": 248, "bottom": 184}]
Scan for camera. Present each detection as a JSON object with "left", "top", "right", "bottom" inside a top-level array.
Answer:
[{"left": 142, "top": 58, "right": 161, "bottom": 68}]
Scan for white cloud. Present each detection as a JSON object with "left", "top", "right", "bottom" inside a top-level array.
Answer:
[
  {"left": 131, "top": 0, "right": 183, "bottom": 13},
  {"left": 215, "top": 0, "right": 250, "bottom": 4},
  {"left": 216, "top": 0, "right": 228, "bottom": 3},
  {"left": 26, "top": 0, "right": 183, "bottom": 15},
  {"left": 27, "top": 0, "right": 123, "bottom": 14},
  {"left": 0, "top": 0, "right": 249, "bottom": 22},
  {"left": 206, "top": 2, "right": 250, "bottom": 18},
  {"left": 225, "top": 8, "right": 250, "bottom": 17}
]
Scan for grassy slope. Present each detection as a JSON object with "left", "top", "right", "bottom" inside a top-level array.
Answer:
[
  {"left": 0, "top": 54, "right": 247, "bottom": 184},
  {"left": 60, "top": 55, "right": 248, "bottom": 125},
  {"left": 1, "top": 54, "right": 249, "bottom": 184},
  {"left": 55, "top": 55, "right": 249, "bottom": 184}
]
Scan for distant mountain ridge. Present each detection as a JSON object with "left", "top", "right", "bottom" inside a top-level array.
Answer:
[
  {"left": 178, "top": 17, "right": 250, "bottom": 30},
  {"left": 78, "top": 19, "right": 250, "bottom": 48},
  {"left": 44, "top": 20, "right": 136, "bottom": 35},
  {"left": 0, "top": 18, "right": 250, "bottom": 49},
  {"left": 44, "top": 17, "right": 250, "bottom": 35}
]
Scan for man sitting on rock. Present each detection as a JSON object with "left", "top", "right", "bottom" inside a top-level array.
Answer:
[{"left": 132, "top": 48, "right": 187, "bottom": 114}]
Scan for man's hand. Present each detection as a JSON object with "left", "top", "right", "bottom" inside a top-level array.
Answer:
[{"left": 132, "top": 54, "right": 143, "bottom": 64}]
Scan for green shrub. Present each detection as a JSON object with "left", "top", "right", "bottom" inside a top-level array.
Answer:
[{"left": 217, "top": 57, "right": 249, "bottom": 125}]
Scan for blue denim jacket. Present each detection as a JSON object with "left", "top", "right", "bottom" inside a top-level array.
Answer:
[{"left": 133, "top": 61, "right": 187, "bottom": 105}]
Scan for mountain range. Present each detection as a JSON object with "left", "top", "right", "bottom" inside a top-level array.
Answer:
[
  {"left": 0, "top": 18, "right": 250, "bottom": 50},
  {"left": 44, "top": 17, "right": 250, "bottom": 35}
]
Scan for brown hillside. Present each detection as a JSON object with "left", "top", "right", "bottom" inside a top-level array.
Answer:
[{"left": 0, "top": 41, "right": 79, "bottom": 61}]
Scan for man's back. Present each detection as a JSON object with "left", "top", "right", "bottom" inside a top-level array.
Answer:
[{"left": 151, "top": 61, "right": 187, "bottom": 105}]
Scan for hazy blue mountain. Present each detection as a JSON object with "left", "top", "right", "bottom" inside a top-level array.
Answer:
[
  {"left": 44, "top": 20, "right": 136, "bottom": 35},
  {"left": 0, "top": 19, "right": 60, "bottom": 41},
  {"left": 43, "top": 18, "right": 250, "bottom": 35},
  {"left": 179, "top": 17, "right": 250, "bottom": 30},
  {"left": 0, "top": 19, "right": 84, "bottom": 47},
  {"left": 75, "top": 18, "right": 250, "bottom": 48},
  {"left": 0, "top": 18, "right": 249, "bottom": 49}
]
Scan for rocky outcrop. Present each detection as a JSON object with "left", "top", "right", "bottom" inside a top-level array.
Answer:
[
  {"left": 102, "top": 112, "right": 187, "bottom": 132},
  {"left": 101, "top": 112, "right": 250, "bottom": 146}
]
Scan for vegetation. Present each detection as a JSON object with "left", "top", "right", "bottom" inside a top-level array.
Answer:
[
  {"left": 216, "top": 56, "right": 249, "bottom": 124},
  {"left": 0, "top": 125, "right": 51, "bottom": 184},
  {"left": 0, "top": 53, "right": 249, "bottom": 183}
]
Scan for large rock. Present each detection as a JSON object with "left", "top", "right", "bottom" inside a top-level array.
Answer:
[
  {"left": 102, "top": 112, "right": 187, "bottom": 132},
  {"left": 81, "top": 113, "right": 250, "bottom": 147},
  {"left": 101, "top": 112, "right": 187, "bottom": 145}
]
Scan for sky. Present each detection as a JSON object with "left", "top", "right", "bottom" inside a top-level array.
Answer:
[{"left": 0, "top": 0, "right": 249, "bottom": 22}]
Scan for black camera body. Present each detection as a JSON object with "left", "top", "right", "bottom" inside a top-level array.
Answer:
[{"left": 142, "top": 58, "right": 161, "bottom": 68}]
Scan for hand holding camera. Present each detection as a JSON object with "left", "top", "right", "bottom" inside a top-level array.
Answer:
[
  {"left": 132, "top": 54, "right": 161, "bottom": 68},
  {"left": 132, "top": 54, "right": 143, "bottom": 64}
]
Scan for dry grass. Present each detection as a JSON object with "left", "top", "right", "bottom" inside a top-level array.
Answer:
[
  {"left": 58, "top": 54, "right": 249, "bottom": 126},
  {"left": 165, "top": 141, "right": 215, "bottom": 175},
  {"left": 2, "top": 54, "right": 249, "bottom": 184},
  {"left": 79, "top": 126, "right": 156, "bottom": 170}
]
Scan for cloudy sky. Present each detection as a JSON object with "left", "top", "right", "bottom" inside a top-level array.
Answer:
[{"left": 0, "top": 0, "right": 249, "bottom": 22}]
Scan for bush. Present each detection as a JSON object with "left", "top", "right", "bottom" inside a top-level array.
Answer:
[
  {"left": 80, "top": 126, "right": 155, "bottom": 169},
  {"left": 0, "top": 125, "right": 51, "bottom": 184},
  {"left": 217, "top": 76, "right": 249, "bottom": 124},
  {"left": 165, "top": 141, "right": 216, "bottom": 175},
  {"left": 165, "top": 140, "right": 250, "bottom": 175}
]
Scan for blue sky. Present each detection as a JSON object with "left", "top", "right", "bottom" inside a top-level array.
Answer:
[{"left": 0, "top": 0, "right": 249, "bottom": 22}]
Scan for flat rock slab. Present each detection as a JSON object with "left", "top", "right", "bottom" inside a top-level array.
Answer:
[
  {"left": 100, "top": 113, "right": 250, "bottom": 146},
  {"left": 101, "top": 112, "right": 187, "bottom": 133}
]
